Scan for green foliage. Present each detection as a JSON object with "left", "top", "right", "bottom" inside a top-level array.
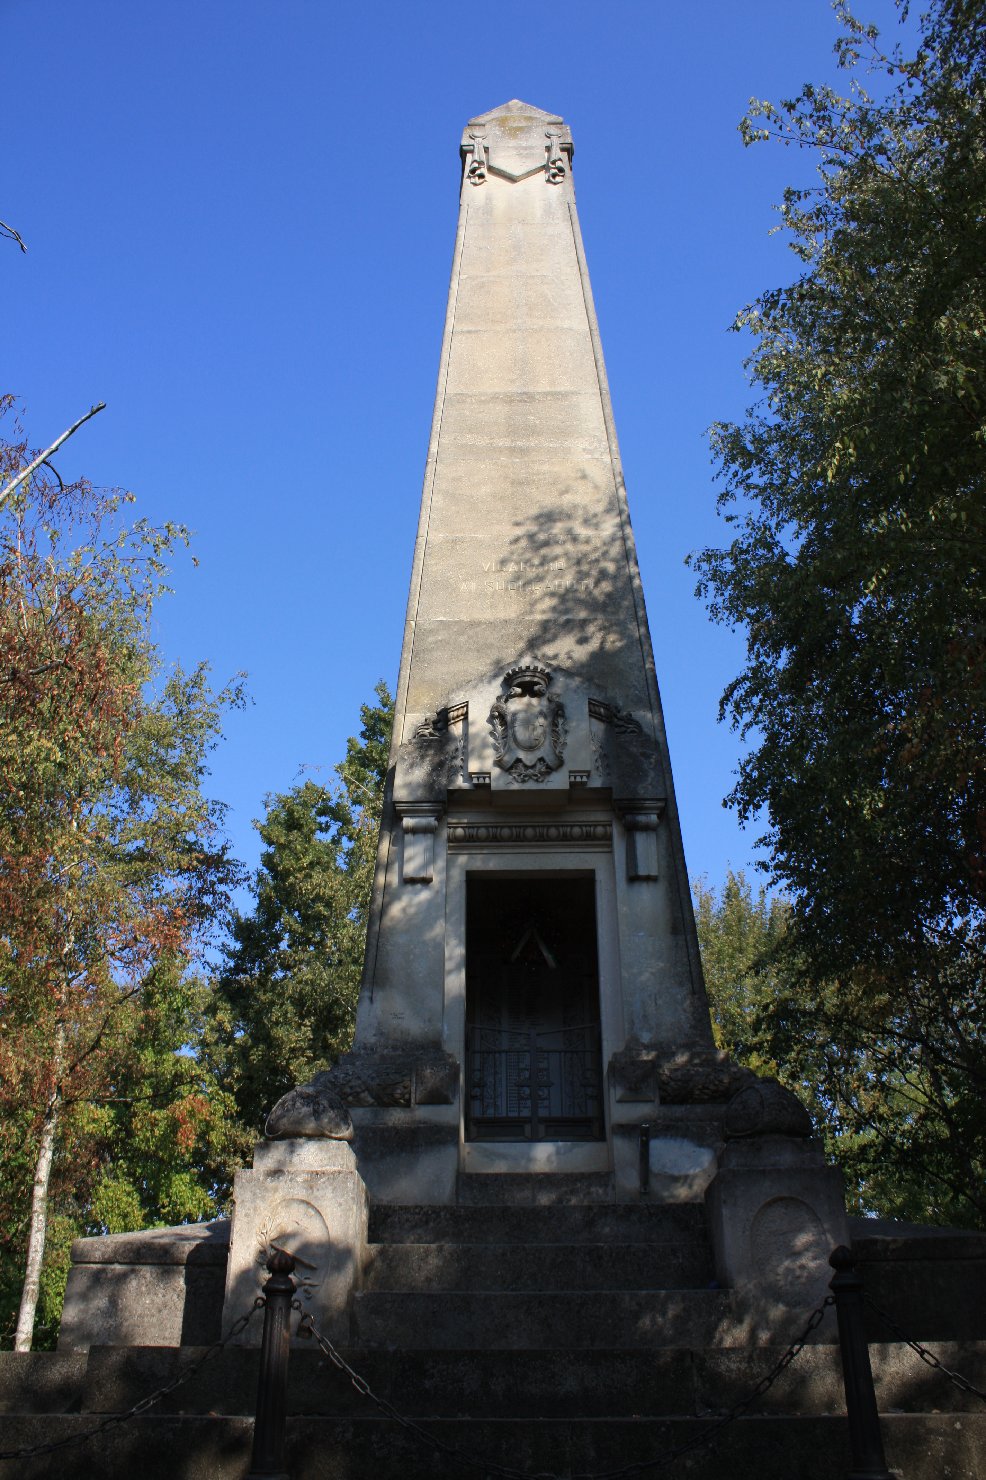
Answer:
[
  {"left": 691, "top": 1, "right": 986, "bottom": 1225},
  {"left": 693, "top": 870, "right": 788, "bottom": 1076},
  {"left": 695, "top": 872, "right": 984, "bottom": 1224},
  {"left": 210, "top": 683, "right": 394, "bottom": 1137},
  {"left": 0, "top": 398, "right": 244, "bottom": 1346}
]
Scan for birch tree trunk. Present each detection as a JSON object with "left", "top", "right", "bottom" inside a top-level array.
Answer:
[{"left": 13, "top": 1021, "right": 65, "bottom": 1352}]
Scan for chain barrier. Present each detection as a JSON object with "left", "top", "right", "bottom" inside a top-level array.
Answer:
[
  {"left": 0, "top": 1298, "right": 265, "bottom": 1464},
  {"left": 294, "top": 1293, "right": 834, "bottom": 1480},
  {"left": 862, "top": 1292, "right": 986, "bottom": 1405}
]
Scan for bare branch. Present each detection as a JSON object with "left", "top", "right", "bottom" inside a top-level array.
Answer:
[
  {"left": 41, "top": 458, "right": 65, "bottom": 492},
  {"left": 0, "top": 218, "right": 27, "bottom": 253},
  {"left": 0, "top": 403, "right": 107, "bottom": 512},
  {"left": 0, "top": 658, "right": 72, "bottom": 686}
]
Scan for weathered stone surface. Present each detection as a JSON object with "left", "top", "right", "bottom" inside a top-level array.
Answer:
[
  {"left": 315, "top": 1049, "right": 459, "bottom": 1108},
  {"left": 362, "top": 1239, "right": 716, "bottom": 1293},
  {"left": 705, "top": 1138, "right": 850, "bottom": 1317},
  {"left": 725, "top": 1079, "right": 814, "bottom": 1139},
  {"left": 265, "top": 1076, "right": 353, "bottom": 1139},
  {"left": 657, "top": 1047, "right": 755, "bottom": 1103},
  {"left": 44, "top": 1339, "right": 985, "bottom": 1420},
  {"left": 367, "top": 1199, "right": 708, "bottom": 1245},
  {"left": 2, "top": 1413, "right": 984, "bottom": 1480},
  {"left": 351, "top": 1287, "right": 739, "bottom": 1350},
  {"left": 59, "top": 1262, "right": 227, "bottom": 1352},
  {"left": 608, "top": 1038, "right": 661, "bottom": 1102},
  {"left": 58, "top": 1222, "right": 229, "bottom": 1352},
  {"left": 851, "top": 1221, "right": 986, "bottom": 1342},
  {"left": 221, "top": 1141, "right": 368, "bottom": 1344},
  {"left": 68, "top": 1219, "right": 230, "bottom": 1267},
  {"left": 354, "top": 98, "right": 714, "bottom": 1108},
  {"left": 0, "top": 1352, "right": 85, "bottom": 1414}
]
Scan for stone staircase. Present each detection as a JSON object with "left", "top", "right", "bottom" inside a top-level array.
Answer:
[
  {"left": 354, "top": 1193, "right": 735, "bottom": 1351},
  {"left": 2, "top": 1187, "right": 986, "bottom": 1478}
]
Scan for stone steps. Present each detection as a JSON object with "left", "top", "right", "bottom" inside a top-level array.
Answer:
[
  {"left": 368, "top": 1200, "right": 708, "bottom": 1245},
  {"left": 351, "top": 1288, "right": 744, "bottom": 1349},
  {"left": 0, "top": 1411, "right": 984, "bottom": 1480},
  {"left": 455, "top": 1171, "right": 617, "bottom": 1204},
  {"left": 31, "top": 1340, "right": 984, "bottom": 1419},
  {"left": 362, "top": 1239, "right": 716, "bottom": 1292}
]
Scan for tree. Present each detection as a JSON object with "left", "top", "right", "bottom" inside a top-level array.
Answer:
[
  {"left": 693, "top": 872, "right": 983, "bottom": 1223},
  {"left": 210, "top": 684, "right": 393, "bottom": 1137},
  {"left": 0, "top": 398, "right": 242, "bottom": 1348},
  {"left": 693, "top": 870, "right": 789, "bottom": 1075},
  {"left": 691, "top": 1, "right": 986, "bottom": 1225}
]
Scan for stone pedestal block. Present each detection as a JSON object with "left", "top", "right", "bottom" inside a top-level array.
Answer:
[
  {"left": 222, "top": 1140, "right": 368, "bottom": 1344},
  {"left": 704, "top": 1136, "right": 849, "bottom": 1325},
  {"left": 59, "top": 1221, "right": 229, "bottom": 1351}
]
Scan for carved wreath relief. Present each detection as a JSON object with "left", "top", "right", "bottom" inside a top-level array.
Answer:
[
  {"left": 489, "top": 665, "right": 566, "bottom": 784},
  {"left": 256, "top": 1199, "right": 328, "bottom": 1302}
]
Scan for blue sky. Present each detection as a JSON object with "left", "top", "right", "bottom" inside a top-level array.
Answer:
[{"left": 3, "top": 0, "right": 912, "bottom": 900}]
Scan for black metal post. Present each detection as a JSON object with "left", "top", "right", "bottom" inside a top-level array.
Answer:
[
  {"left": 828, "top": 1245, "right": 895, "bottom": 1480},
  {"left": 638, "top": 1122, "right": 651, "bottom": 1196},
  {"left": 246, "top": 1249, "right": 297, "bottom": 1480}
]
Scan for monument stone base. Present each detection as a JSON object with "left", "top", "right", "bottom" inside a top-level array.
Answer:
[
  {"left": 705, "top": 1135, "right": 850, "bottom": 1324},
  {"left": 222, "top": 1139, "right": 368, "bottom": 1345}
]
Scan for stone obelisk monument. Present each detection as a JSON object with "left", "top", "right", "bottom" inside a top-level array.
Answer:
[
  {"left": 256, "top": 101, "right": 840, "bottom": 1217},
  {"left": 327, "top": 97, "right": 721, "bottom": 1198},
  {"left": 61, "top": 103, "right": 848, "bottom": 1352}
]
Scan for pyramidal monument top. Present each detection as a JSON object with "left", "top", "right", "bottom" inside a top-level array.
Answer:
[{"left": 467, "top": 98, "right": 565, "bottom": 122}]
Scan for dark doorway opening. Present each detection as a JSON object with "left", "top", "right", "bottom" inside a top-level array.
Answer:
[{"left": 465, "top": 875, "right": 604, "bottom": 1141}]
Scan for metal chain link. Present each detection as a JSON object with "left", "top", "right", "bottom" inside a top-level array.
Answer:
[
  {"left": 862, "top": 1293, "right": 986, "bottom": 1405},
  {"left": 0, "top": 1298, "right": 265, "bottom": 1463},
  {"left": 294, "top": 1293, "right": 833, "bottom": 1480}
]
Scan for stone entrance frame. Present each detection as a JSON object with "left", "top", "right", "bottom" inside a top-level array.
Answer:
[{"left": 445, "top": 833, "right": 622, "bottom": 1176}]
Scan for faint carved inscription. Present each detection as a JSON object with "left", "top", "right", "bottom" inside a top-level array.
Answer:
[{"left": 461, "top": 558, "right": 596, "bottom": 599}]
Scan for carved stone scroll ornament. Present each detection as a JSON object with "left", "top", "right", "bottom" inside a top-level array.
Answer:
[
  {"left": 545, "top": 130, "right": 568, "bottom": 184},
  {"left": 657, "top": 1048, "right": 755, "bottom": 1104},
  {"left": 723, "top": 1080, "right": 813, "bottom": 1140},
  {"left": 401, "top": 809, "right": 440, "bottom": 884},
  {"left": 589, "top": 697, "right": 662, "bottom": 795},
  {"left": 265, "top": 1052, "right": 458, "bottom": 1134},
  {"left": 609, "top": 1040, "right": 661, "bottom": 1103},
  {"left": 307, "top": 1050, "right": 458, "bottom": 1109},
  {"left": 403, "top": 706, "right": 464, "bottom": 791},
  {"left": 588, "top": 698, "right": 642, "bottom": 735},
  {"left": 608, "top": 1043, "right": 814, "bottom": 1137},
  {"left": 623, "top": 810, "right": 663, "bottom": 881},
  {"left": 489, "top": 664, "right": 566, "bottom": 784},
  {"left": 465, "top": 132, "right": 488, "bottom": 185}
]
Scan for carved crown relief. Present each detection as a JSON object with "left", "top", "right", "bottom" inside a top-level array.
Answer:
[
  {"left": 395, "top": 661, "right": 663, "bottom": 806},
  {"left": 488, "top": 665, "right": 566, "bottom": 785}
]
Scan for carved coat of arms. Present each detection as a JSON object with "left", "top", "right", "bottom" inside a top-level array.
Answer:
[{"left": 488, "top": 665, "right": 566, "bottom": 784}]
